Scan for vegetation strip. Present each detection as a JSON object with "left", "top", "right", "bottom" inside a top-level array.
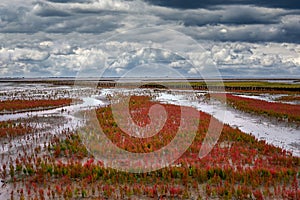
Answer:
[
  {"left": 0, "top": 121, "right": 33, "bottom": 138},
  {"left": 0, "top": 99, "right": 73, "bottom": 113},
  {"left": 212, "top": 93, "right": 300, "bottom": 123}
]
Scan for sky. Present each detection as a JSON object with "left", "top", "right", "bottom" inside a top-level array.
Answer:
[{"left": 0, "top": 0, "right": 300, "bottom": 78}]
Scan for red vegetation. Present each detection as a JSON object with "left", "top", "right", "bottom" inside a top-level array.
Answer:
[
  {"left": 212, "top": 93, "right": 300, "bottom": 123},
  {"left": 0, "top": 98, "right": 73, "bottom": 113},
  {"left": 276, "top": 95, "right": 300, "bottom": 102},
  {"left": 97, "top": 96, "right": 183, "bottom": 153},
  {"left": 0, "top": 121, "right": 33, "bottom": 138},
  {"left": 1, "top": 96, "right": 299, "bottom": 199}
]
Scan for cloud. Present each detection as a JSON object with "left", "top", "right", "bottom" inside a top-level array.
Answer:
[
  {"left": 207, "top": 42, "right": 300, "bottom": 77},
  {"left": 0, "top": 0, "right": 299, "bottom": 78},
  {"left": 152, "top": 5, "right": 290, "bottom": 26},
  {"left": 0, "top": 38, "right": 299, "bottom": 78},
  {"left": 143, "top": 0, "right": 300, "bottom": 10},
  {"left": 1, "top": 0, "right": 299, "bottom": 42},
  {"left": 33, "top": 2, "right": 72, "bottom": 17},
  {"left": 0, "top": 48, "right": 49, "bottom": 62},
  {"left": 45, "top": 0, "right": 90, "bottom": 3}
]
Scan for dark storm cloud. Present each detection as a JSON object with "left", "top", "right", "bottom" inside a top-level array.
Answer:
[
  {"left": 143, "top": 0, "right": 300, "bottom": 10},
  {"left": 0, "top": 0, "right": 299, "bottom": 78},
  {"left": 180, "top": 23, "right": 300, "bottom": 43},
  {"left": 152, "top": 5, "right": 300, "bottom": 43},
  {"left": 155, "top": 5, "right": 286, "bottom": 26},
  {"left": 0, "top": 0, "right": 299, "bottom": 42},
  {"left": 34, "top": 3, "right": 71, "bottom": 17},
  {"left": 0, "top": 2, "right": 123, "bottom": 34},
  {"left": 45, "top": 0, "right": 91, "bottom": 3},
  {"left": 71, "top": 8, "right": 127, "bottom": 15}
]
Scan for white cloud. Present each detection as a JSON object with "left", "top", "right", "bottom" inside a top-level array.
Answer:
[
  {"left": 0, "top": 0, "right": 299, "bottom": 77},
  {"left": 0, "top": 48, "right": 49, "bottom": 62}
]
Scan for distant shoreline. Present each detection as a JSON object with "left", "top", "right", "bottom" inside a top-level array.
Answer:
[
  {"left": 0, "top": 77, "right": 299, "bottom": 93},
  {"left": 0, "top": 77, "right": 299, "bottom": 83}
]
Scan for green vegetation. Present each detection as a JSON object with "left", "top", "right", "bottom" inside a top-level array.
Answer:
[{"left": 126, "top": 81, "right": 300, "bottom": 92}]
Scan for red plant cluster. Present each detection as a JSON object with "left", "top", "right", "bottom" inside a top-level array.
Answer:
[
  {"left": 50, "top": 132, "right": 89, "bottom": 159},
  {"left": 1, "top": 96, "right": 299, "bottom": 199},
  {"left": 0, "top": 121, "right": 33, "bottom": 138},
  {"left": 0, "top": 98, "right": 73, "bottom": 113},
  {"left": 212, "top": 93, "right": 300, "bottom": 123},
  {"left": 276, "top": 95, "right": 300, "bottom": 102},
  {"left": 97, "top": 96, "right": 184, "bottom": 153}
]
